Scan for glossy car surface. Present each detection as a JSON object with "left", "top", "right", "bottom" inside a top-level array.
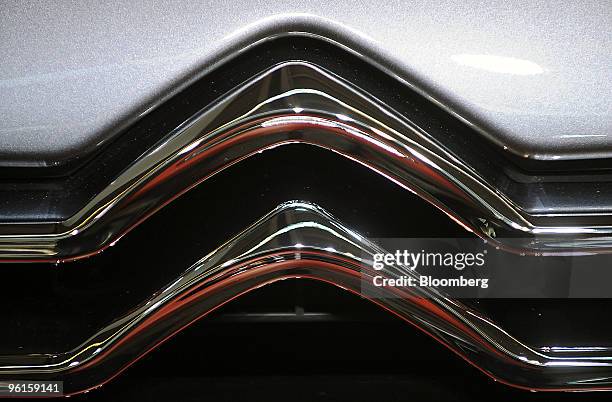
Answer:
[{"left": 0, "top": 1, "right": 610, "bottom": 401}]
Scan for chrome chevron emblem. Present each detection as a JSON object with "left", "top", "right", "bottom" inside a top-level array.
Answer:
[
  {"left": 1, "top": 62, "right": 611, "bottom": 261},
  {"left": 1, "top": 201, "right": 612, "bottom": 394}
]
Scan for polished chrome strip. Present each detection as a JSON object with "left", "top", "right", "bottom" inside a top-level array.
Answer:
[
  {"left": 1, "top": 62, "right": 612, "bottom": 260},
  {"left": 1, "top": 201, "right": 611, "bottom": 394}
]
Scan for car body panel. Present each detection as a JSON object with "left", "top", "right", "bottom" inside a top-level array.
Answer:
[{"left": 0, "top": 0, "right": 610, "bottom": 166}]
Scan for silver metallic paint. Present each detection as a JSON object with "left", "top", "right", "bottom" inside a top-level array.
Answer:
[{"left": 0, "top": 1, "right": 610, "bottom": 166}]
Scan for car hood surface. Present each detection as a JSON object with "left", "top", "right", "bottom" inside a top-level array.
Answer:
[{"left": 0, "top": 0, "right": 610, "bottom": 166}]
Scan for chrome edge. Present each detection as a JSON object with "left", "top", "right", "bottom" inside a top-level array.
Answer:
[
  {"left": 1, "top": 201, "right": 611, "bottom": 394},
  {"left": 1, "top": 62, "right": 611, "bottom": 260}
]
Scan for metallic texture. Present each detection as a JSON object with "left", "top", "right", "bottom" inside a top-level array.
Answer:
[
  {"left": 1, "top": 62, "right": 611, "bottom": 260},
  {"left": 1, "top": 2, "right": 610, "bottom": 167},
  {"left": 2, "top": 201, "right": 612, "bottom": 395}
]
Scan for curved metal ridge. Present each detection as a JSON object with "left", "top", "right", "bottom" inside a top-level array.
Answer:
[
  {"left": 1, "top": 201, "right": 612, "bottom": 395},
  {"left": 1, "top": 62, "right": 612, "bottom": 260}
]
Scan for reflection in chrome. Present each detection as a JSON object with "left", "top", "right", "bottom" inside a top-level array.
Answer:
[
  {"left": 1, "top": 201, "right": 612, "bottom": 395},
  {"left": 1, "top": 62, "right": 612, "bottom": 260}
]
